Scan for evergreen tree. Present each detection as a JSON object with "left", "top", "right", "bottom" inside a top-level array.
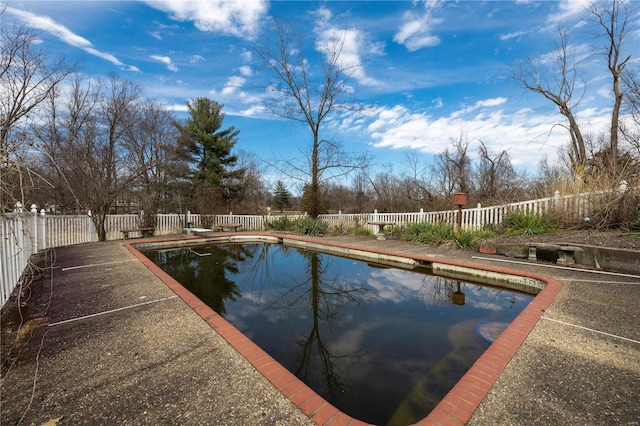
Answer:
[
  {"left": 176, "top": 98, "right": 245, "bottom": 209},
  {"left": 273, "top": 180, "right": 292, "bottom": 213}
]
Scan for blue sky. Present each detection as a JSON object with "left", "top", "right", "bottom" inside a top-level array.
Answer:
[{"left": 4, "top": 0, "right": 639, "bottom": 182}]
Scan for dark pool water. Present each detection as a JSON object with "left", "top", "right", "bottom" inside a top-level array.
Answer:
[{"left": 144, "top": 243, "right": 532, "bottom": 425}]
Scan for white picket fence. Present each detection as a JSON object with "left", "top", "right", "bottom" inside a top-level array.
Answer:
[
  {"left": 1, "top": 214, "right": 34, "bottom": 308},
  {"left": 1, "top": 211, "right": 99, "bottom": 308},
  {"left": 0, "top": 189, "right": 616, "bottom": 308},
  {"left": 321, "top": 190, "right": 596, "bottom": 233}
]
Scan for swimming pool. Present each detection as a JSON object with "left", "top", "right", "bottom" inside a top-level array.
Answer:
[{"left": 144, "top": 241, "right": 533, "bottom": 425}]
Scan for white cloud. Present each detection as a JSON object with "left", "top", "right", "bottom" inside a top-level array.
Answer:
[
  {"left": 538, "top": 42, "right": 592, "bottom": 69},
  {"left": 150, "top": 54, "right": 178, "bottom": 72},
  {"left": 239, "top": 104, "right": 269, "bottom": 117},
  {"left": 312, "top": 7, "right": 382, "bottom": 87},
  {"left": 358, "top": 97, "right": 611, "bottom": 168},
  {"left": 166, "top": 103, "right": 188, "bottom": 112},
  {"left": 595, "top": 84, "right": 612, "bottom": 100},
  {"left": 221, "top": 76, "right": 246, "bottom": 95},
  {"left": 330, "top": 322, "right": 375, "bottom": 355},
  {"left": 5, "top": 7, "right": 138, "bottom": 71},
  {"left": 209, "top": 75, "right": 262, "bottom": 107},
  {"left": 467, "top": 97, "right": 507, "bottom": 111},
  {"left": 143, "top": 0, "right": 268, "bottom": 40},
  {"left": 240, "top": 49, "right": 253, "bottom": 62},
  {"left": 393, "top": 1, "right": 443, "bottom": 51},
  {"left": 190, "top": 54, "right": 204, "bottom": 64},
  {"left": 238, "top": 65, "right": 252, "bottom": 77},
  {"left": 366, "top": 269, "right": 432, "bottom": 303},
  {"left": 547, "top": 0, "right": 590, "bottom": 24},
  {"left": 487, "top": 7, "right": 500, "bottom": 19},
  {"left": 500, "top": 30, "right": 528, "bottom": 41}
]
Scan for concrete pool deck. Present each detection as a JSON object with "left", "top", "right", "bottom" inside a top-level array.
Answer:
[{"left": 1, "top": 234, "right": 639, "bottom": 425}]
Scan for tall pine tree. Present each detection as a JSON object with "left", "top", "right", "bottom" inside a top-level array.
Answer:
[
  {"left": 176, "top": 98, "right": 244, "bottom": 211},
  {"left": 273, "top": 180, "right": 292, "bottom": 213}
]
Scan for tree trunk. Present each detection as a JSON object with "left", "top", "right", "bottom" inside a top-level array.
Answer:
[
  {"left": 564, "top": 107, "right": 587, "bottom": 169},
  {"left": 310, "top": 130, "right": 320, "bottom": 219},
  {"left": 90, "top": 209, "right": 108, "bottom": 242},
  {"left": 610, "top": 72, "right": 623, "bottom": 169}
]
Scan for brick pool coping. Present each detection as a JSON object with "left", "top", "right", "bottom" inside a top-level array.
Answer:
[{"left": 126, "top": 235, "right": 563, "bottom": 426}]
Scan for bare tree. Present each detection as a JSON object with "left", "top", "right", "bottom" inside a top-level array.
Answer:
[
  {"left": 0, "top": 10, "right": 75, "bottom": 211},
  {"left": 230, "top": 150, "right": 268, "bottom": 214},
  {"left": 513, "top": 0, "right": 635, "bottom": 175},
  {"left": 399, "top": 151, "right": 433, "bottom": 210},
  {"left": 590, "top": 0, "right": 633, "bottom": 168},
  {"left": 513, "top": 28, "right": 587, "bottom": 170},
  {"left": 39, "top": 75, "right": 157, "bottom": 240},
  {"left": 362, "top": 164, "right": 431, "bottom": 213},
  {"left": 431, "top": 133, "right": 473, "bottom": 198},
  {"left": 322, "top": 182, "right": 352, "bottom": 213},
  {"left": 255, "top": 21, "right": 368, "bottom": 218},
  {"left": 476, "top": 141, "right": 519, "bottom": 202},
  {"left": 621, "top": 65, "right": 640, "bottom": 155},
  {"left": 38, "top": 76, "right": 100, "bottom": 213},
  {"left": 365, "top": 166, "right": 402, "bottom": 212},
  {"left": 350, "top": 171, "right": 374, "bottom": 213},
  {"left": 123, "top": 97, "right": 182, "bottom": 222}
]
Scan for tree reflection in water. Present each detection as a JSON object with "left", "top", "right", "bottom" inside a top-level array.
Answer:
[
  {"left": 145, "top": 244, "right": 254, "bottom": 315},
  {"left": 286, "top": 251, "right": 368, "bottom": 403}
]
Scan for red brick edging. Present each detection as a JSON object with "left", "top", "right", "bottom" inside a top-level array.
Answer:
[{"left": 126, "top": 236, "right": 562, "bottom": 426}]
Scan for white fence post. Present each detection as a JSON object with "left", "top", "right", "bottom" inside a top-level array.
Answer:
[
  {"left": 29, "top": 204, "right": 38, "bottom": 252},
  {"left": 38, "top": 209, "right": 46, "bottom": 251}
]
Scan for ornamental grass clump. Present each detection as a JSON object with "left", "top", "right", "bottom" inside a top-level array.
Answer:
[
  {"left": 293, "top": 218, "right": 328, "bottom": 236},
  {"left": 353, "top": 227, "right": 373, "bottom": 237},
  {"left": 404, "top": 222, "right": 496, "bottom": 248},
  {"left": 453, "top": 229, "right": 476, "bottom": 248},
  {"left": 504, "top": 212, "right": 555, "bottom": 236},
  {"left": 454, "top": 228, "right": 497, "bottom": 249},
  {"left": 268, "top": 215, "right": 294, "bottom": 231},
  {"left": 402, "top": 222, "right": 455, "bottom": 245}
]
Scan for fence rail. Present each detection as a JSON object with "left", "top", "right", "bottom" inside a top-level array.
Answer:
[{"left": 0, "top": 188, "right": 627, "bottom": 308}]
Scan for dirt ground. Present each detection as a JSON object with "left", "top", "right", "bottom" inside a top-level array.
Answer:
[{"left": 494, "top": 229, "right": 640, "bottom": 250}]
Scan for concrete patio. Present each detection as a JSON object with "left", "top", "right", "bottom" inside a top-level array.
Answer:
[{"left": 1, "top": 234, "right": 638, "bottom": 425}]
